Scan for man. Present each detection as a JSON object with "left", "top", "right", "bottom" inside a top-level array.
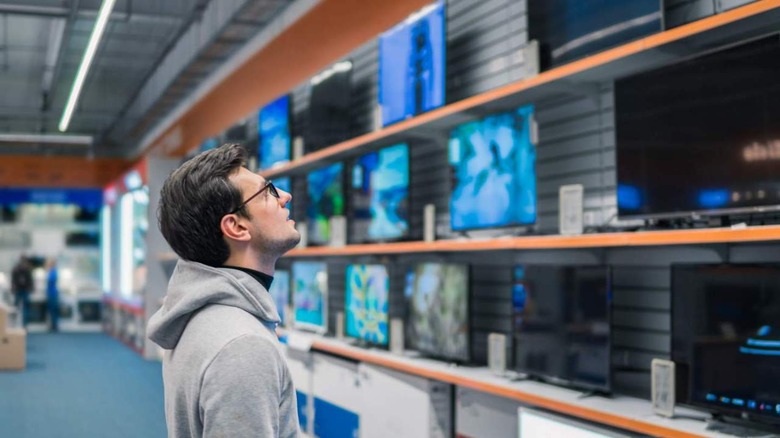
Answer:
[
  {"left": 11, "top": 255, "right": 33, "bottom": 327},
  {"left": 147, "top": 143, "right": 301, "bottom": 437}
]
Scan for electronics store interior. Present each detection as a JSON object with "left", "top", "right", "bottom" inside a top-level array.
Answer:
[{"left": 2, "top": 1, "right": 780, "bottom": 437}]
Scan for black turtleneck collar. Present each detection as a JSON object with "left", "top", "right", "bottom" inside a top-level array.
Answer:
[{"left": 221, "top": 265, "right": 274, "bottom": 291}]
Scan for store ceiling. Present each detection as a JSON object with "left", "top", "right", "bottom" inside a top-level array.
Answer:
[{"left": 0, "top": 0, "right": 292, "bottom": 158}]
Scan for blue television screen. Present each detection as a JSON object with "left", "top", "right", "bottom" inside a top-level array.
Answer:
[
  {"left": 307, "top": 163, "right": 344, "bottom": 245},
  {"left": 199, "top": 137, "right": 219, "bottom": 153},
  {"left": 259, "top": 95, "right": 290, "bottom": 170},
  {"left": 351, "top": 143, "right": 409, "bottom": 242},
  {"left": 449, "top": 104, "right": 536, "bottom": 231},
  {"left": 345, "top": 264, "right": 390, "bottom": 346},
  {"left": 404, "top": 263, "right": 469, "bottom": 361},
  {"left": 269, "top": 269, "right": 290, "bottom": 325},
  {"left": 379, "top": 1, "right": 445, "bottom": 127},
  {"left": 292, "top": 262, "right": 328, "bottom": 331}
]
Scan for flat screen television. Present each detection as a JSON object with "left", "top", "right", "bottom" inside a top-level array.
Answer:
[
  {"left": 379, "top": 1, "right": 445, "bottom": 127},
  {"left": 351, "top": 143, "right": 410, "bottom": 242},
  {"left": 449, "top": 104, "right": 536, "bottom": 231},
  {"left": 528, "top": 0, "right": 661, "bottom": 69},
  {"left": 307, "top": 60, "right": 353, "bottom": 152},
  {"left": 269, "top": 269, "right": 290, "bottom": 325},
  {"left": 513, "top": 265, "right": 612, "bottom": 392},
  {"left": 345, "top": 264, "right": 390, "bottom": 346},
  {"left": 259, "top": 95, "right": 291, "bottom": 170},
  {"left": 306, "top": 163, "right": 344, "bottom": 245},
  {"left": 292, "top": 261, "right": 328, "bottom": 333},
  {"left": 671, "top": 263, "right": 780, "bottom": 428},
  {"left": 616, "top": 35, "right": 780, "bottom": 220},
  {"left": 404, "top": 263, "right": 469, "bottom": 362}
]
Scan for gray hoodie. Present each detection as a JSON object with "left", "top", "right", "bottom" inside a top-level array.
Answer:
[{"left": 147, "top": 259, "right": 299, "bottom": 438}]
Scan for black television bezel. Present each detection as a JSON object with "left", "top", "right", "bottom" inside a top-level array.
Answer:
[
  {"left": 404, "top": 262, "right": 471, "bottom": 364},
  {"left": 378, "top": 0, "right": 447, "bottom": 127},
  {"left": 349, "top": 142, "right": 413, "bottom": 244},
  {"left": 305, "top": 162, "right": 346, "bottom": 247},
  {"left": 615, "top": 35, "right": 780, "bottom": 221},
  {"left": 258, "top": 94, "right": 292, "bottom": 171},
  {"left": 448, "top": 105, "right": 538, "bottom": 233},
  {"left": 306, "top": 59, "right": 354, "bottom": 153},
  {"left": 343, "top": 263, "right": 391, "bottom": 349},
  {"left": 670, "top": 262, "right": 780, "bottom": 428},
  {"left": 511, "top": 264, "right": 613, "bottom": 393}
]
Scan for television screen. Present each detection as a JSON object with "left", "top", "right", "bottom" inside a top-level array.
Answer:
[
  {"left": 259, "top": 95, "right": 291, "bottom": 170},
  {"left": 528, "top": 0, "right": 661, "bottom": 68},
  {"left": 616, "top": 36, "right": 780, "bottom": 219},
  {"left": 404, "top": 263, "right": 469, "bottom": 361},
  {"left": 449, "top": 105, "right": 536, "bottom": 231},
  {"left": 672, "top": 263, "right": 780, "bottom": 427},
  {"left": 379, "top": 1, "right": 445, "bottom": 126},
  {"left": 307, "top": 60, "right": 353, "bottom": 152},
  {"left": 74, "top": 206, "right": 100, "bottom": 223},
  {"left": 513, "top": 265, "right": 611, "bottom": 392},
  {"left": 345, "top": 264, "right": 390, "bottom": 346},
  {"left": 198, "top": 137, "right": 219, "bottom": 153},
  {"left": 269, "top": 270, "right": 290, "bottom": 325},
  {"left": 307, "top": 163, "right": 344, "bottom": 245},
  {"left": 351, "top": 143, "right": 409, "bottom": 242},
  {"left": 292, "top": 261, "right": 328, "bottom": 332}
]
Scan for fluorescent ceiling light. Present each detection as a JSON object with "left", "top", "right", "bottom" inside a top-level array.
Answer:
[
  {"left": 58, "top": 0, "right": 117, "bottom": 132},
  {"left": 0, "top": 133, "right": 93, "bottom": 145}
]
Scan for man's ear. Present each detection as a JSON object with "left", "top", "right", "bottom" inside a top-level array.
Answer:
[{"left": 220, "top": 214, "right": 251, "bottom": 242}]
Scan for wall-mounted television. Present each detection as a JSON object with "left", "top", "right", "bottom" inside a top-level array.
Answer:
[
  {"left": 259, "top": 95, "right": 291, "bottom": 170},
  {"left": 351, "top": 143, "right": 410, "bottom": 242},
  {"left": 404, "top": 263, "right": 469, "bottom": 362},
  {"left": 307, "top": 60, "right": 353, "bottom": 152},
  {"left": 269, "top": 269, "right": 290, "bottom": 325},
  {"left": 616, "top": 35, "right": 780, "bottom": 220},
  {"left": 528, "top": 0, "right": 661, "bottom": 69},
  {"left": 672, "top": 263, "right": 780, "bottom": 428},
  {"left": 345, "top": 264, "right": 390, "bottom": 347},
  {"left": 292, "top": 261, "right": 328, "bottom": 333},
  {"left": 513, "top": 265, "right": 612, "bottom": 392},
  {"left": 306, "top": 163, "right": 344, "bottom": 245},
  {"left": 379, "top": 1, "right": 445, "bottom": 127},
  {"left": 449, "top": 104, "right": 536, "bottom": 231}
]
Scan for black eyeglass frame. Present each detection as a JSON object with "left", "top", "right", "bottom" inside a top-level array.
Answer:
[{"left": 228, "top": 180, "right": 279, "bottom": 215}]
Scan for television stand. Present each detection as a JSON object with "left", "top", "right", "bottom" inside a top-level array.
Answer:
[
  {"left": 577, "top": 389, "right": 611, "bottom": 400},
  {"left": 706, "top": 415, "right": 780, "bottom": 437}
]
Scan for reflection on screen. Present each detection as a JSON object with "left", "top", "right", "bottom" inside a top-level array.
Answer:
[
  {"left": 352, "top": 143, "right": 409, "bottom": 242},
  {"left": 404, "top": 263, "right": 469, "bottom": 361},
  {"left": 379, "top": 1, "right": 445, "bottom": 126},
  {"left": 449, "top": 105, "right": 536, "bottom": 231},
  {"left": 292, "top": 262, "right": 328, "bottom": 331},
  {"left": 345, "top": 264, "right": 389, "bottom": 346},
  {"left": 513, "top": 265, "right": 611, "bottom": 391},
  {"left": 307, "top": 163, "right": 344, "bottom": 245},
  {"left": 259, "top": 95, "right": 290, "bottom": 170},
  {"left": 269, "top": 270, "right": 290, "bottom": 325}
]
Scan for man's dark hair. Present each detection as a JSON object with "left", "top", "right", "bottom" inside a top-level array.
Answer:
[{"left": 158, "top": 143, "right": 248, "bottom": 266}]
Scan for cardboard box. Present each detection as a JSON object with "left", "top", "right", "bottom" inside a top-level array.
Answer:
[
  {"left": 0, "top": 328, "right": 26, "bottom": 370},
  {"left": 0, "top": 305, "right": 8, "bottom": 334}
]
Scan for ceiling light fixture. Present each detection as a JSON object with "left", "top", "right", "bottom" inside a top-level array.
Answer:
[{"left": 58, "top": 0, "right": 117, "bottom": 132}]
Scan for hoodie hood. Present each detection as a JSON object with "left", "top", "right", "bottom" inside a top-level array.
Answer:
[{"left": 147, "top": 259, "right": 280, "bottom": 350}]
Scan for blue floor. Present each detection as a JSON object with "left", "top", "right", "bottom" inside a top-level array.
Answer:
[{"left": 0, "top": 333, "right": 166, "bottom": 438}]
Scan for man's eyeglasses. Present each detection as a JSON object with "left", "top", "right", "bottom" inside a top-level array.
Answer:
[{"left": 228, "top": 181, "right": 279, "bottom": 215}]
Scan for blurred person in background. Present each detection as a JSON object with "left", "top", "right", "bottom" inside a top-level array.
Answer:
[
  {"left": 46, "top": 258, "right": 60, "bottom": 332},
  {"left": 11, "top": 255, "right": 32, "bottom": 327}
]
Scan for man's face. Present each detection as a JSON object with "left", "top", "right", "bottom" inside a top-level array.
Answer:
[{"left": 229, "top": 167, "right": 300, "bottom": 256}]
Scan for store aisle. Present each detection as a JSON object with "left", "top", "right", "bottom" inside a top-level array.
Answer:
[{"left": 0, "top": 333, "right": 166, "bottom": 438}]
